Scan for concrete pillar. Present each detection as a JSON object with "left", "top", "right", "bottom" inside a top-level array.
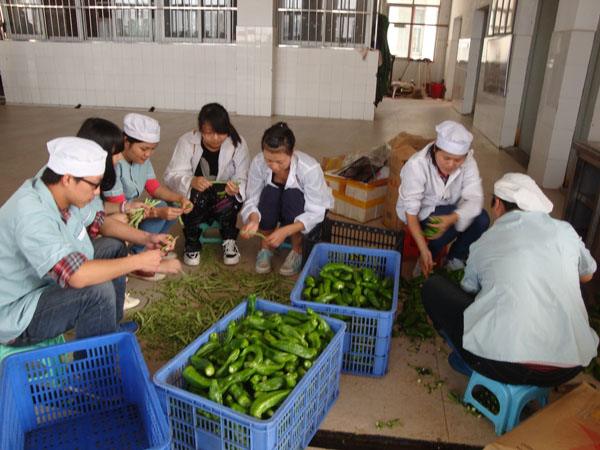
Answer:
[{"left": 528, "top": 0, "right": 600, "bottom": 188}]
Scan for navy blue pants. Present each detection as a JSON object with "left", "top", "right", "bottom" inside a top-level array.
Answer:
[
  {"left": 258, "top": 185, "right": 305, "bottom": 230},
  {"left": 421, "top": 274, "right": 582, "bottom": 386},
  {"left": 422, "top": 205, "right": 490, "bottom": 260}
]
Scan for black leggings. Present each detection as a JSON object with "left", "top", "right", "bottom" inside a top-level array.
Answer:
[
  {"left": 183, "top": 186, "right": 242, "bottom": 252},
  {"left": 421, "top": 275, "right": 582, "bottom": 386}
]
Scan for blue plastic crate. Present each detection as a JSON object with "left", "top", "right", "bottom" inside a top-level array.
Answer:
[
  {"left": 153, "top": 298, "right": 345, "bottom": 450},
  {"left": 0, "top": 332, "right": 171, "bottom": 450},
  {"left": 290, "top": 243, "right": 401, "bottom": 377}
]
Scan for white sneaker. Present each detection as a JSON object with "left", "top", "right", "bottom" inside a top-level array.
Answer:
[
  {"left": 279, "top": 250, "right": 302, "bottom": 276},
  {"left": 123, "top": 292, "right": 141, "bottom": 311},
  {"left": 222, "top": 239, "right": 241, "bottom": 265},
  {"left": 129, "top": 270, "right": 166, "bottom": 282},
  {"left": 184, "top": 251, "right": 200, "bottom": 266},
  {"left": 444, "top": 257, "right": 465, "bottom": 272}
]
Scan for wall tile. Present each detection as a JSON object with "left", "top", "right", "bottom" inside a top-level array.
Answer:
[{"left": 329, "top": 100, "right": 341, "bottom": 119}]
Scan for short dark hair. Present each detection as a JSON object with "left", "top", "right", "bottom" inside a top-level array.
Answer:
[
  {"left": 492, "top": 194, "right": 520, "bottom": 212},
  {"left": 124, "top": 133, "right": 143, "bottom": 145},
  {"left": 76, "top": 117, "right": 123, "bottom": 193},
  {"left": 261, "top": 122, "right": 295, "bottom": 155},
  {"left": 198, "top": 103, "right": 242, "bottom": 147},
  {"left": 41, "top": 167, "right": 64, "bottom": 186}
]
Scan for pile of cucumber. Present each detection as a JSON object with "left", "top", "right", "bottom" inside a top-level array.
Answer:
[
  {"left": 301, "top": 262, "right": 394, "bottom": 311},
  {"left": 182, "top": 296, "right": 334, "bottom": 420}
]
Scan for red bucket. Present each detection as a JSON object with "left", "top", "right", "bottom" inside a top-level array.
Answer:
[{"left": 431, "top": 83, "right": 444, "bottom": 99}]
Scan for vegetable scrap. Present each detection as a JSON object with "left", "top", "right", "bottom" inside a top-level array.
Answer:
[
  {"left": 375, "top": 419, "right": 402, "bottom": 430},
  {"left": 397, "top": 267, "right": 465, "bottom": 341},
  {"left": 409, "top": 364, "right": 446, "bottom": 394},
  {"left": 131, "top": 247, "right": 293, "bottom": 360}
]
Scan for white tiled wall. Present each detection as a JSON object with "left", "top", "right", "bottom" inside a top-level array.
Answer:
[
  {"left": 236, "top": 26, "right": 273, "bottom": 117},
  {"left": 0, "top": 36, "right": 377, "bottom": 120},
  {"left": 0, "top": 41, "right": 238, "bottom": 112},
  {"left": 273, "top": 47, "right": 378, "bottom": 120},
  {"left": 528, "top": 0, "right": 600, "bottom": 188}
]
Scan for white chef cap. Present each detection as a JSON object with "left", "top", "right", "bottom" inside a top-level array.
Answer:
[
  {"left": 435, "top": 120, "right": 473, "bottom": 156},
  {"left": 494, "top": 173, "right": 553, "bottom": 213},
  {"left": 47, "top": 137, "right": 107, "bottom": 177},
  {"left": 123, "top": 113, "right": 160, "bottom": 143}
]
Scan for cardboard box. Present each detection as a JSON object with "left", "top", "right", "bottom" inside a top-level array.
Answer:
[
  {"left": 324, "top": 173, "right": 388, "bottom": 223},
  {"left": 322, "top": 145, "right": 390, "bottom": 223},
  {"left": 382, "top": 132, "right": 433, "bottom": 231},
  {"left": 484, "top": 382, "right": 600, "bottom": 450}
]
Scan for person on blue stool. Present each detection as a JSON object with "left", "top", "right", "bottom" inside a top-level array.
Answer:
[
  {"left": 396, "top": 120, "right": 490, "bottom": 276},
  {"left": 422, "top": 173, "right": 598, "bottom": 386},
  {"left": 163, "top": 103, "right": 250, "bottom": 267},
  {"left": 240, "top": 122, "right": 334, "bottom": 276},
  {"left": 103, "top": 113, "right": 193, "bottom": 281},
  {"left": 0, "top": 137, "right": 180, "bottom": 348}
]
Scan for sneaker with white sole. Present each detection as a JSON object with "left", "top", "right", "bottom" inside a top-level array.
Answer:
[
  {"left": 184, "top": 251, "right": 200, "bottom": 266},
  {"left": 279, "top": 250, "right": 302, "bottom": 276},
  {"left": 222, "top": 239, "right": 241, "bottom": 265},
  {"left": 255, "top": 249, "right": 273, "bottom": 274},
  {"left": 129, "top": 270, "right": 166, "bottom": 282},
  {"left": 123, "top": 292, "right": 141, "bottom": 311}
]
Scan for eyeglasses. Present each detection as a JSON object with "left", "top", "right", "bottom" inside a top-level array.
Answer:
[{"left": 76, "top": 177, "right": 102, "bottom": 190}]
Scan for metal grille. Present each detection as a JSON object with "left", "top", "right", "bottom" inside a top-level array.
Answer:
[
  {"left": 278, "top": 0, "right": 373, "bottom": 48},
  {"left": 0, "top": 0, "right": 236, "bottom": 42}
]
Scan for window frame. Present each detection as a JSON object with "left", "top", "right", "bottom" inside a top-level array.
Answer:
[
  {"left": 385, "top": 0, "right": 440, "bottom": 61},
  {"left": 277, "top": 0, "right": 374, "bottom": 49},
  {"left": 0, "top": 0, "right": 236, "bottom": 42}
]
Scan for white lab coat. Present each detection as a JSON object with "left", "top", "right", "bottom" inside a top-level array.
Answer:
[
  {"left": 395, "top": 143, "right": 484, "bottom": 232},
  {"left": 461, "top": 210, "right": 598, "bottom": 366},
  {"left": 241, "top": 150, "right": 334, "bottom": 234},
  {"left": 163, "top": 130, "right": 250, "bottom": 202}
]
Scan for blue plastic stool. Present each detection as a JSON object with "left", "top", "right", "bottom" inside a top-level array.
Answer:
[
  {"left": 0, "top": 334, "right": 65, "bottom": 365},
  {"left": 462, "top": 370, "right": 549, "bottom": 435},
  {"left": 199, "top": 220, "right": 222, "bottom": 244}
]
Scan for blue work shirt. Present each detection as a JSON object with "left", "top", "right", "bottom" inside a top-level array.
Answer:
[
  {"left": 0, "top": 178, "right": 95, "bottom": 343},
  {"left": 461, "top": 210, "right": 598, "bottom": 366},
  {"left": 103, "top": 158, "right": 156, "bottom": 201}
]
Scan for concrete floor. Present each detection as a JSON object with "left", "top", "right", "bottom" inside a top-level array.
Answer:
[{"left": 0, "top": 98, "right": 595, "bottom": 448}]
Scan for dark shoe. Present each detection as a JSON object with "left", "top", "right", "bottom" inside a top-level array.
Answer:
[
  {"left": 448, "top": 351, "right": 473, "bottom": 377},
  {"left": 119, "top": 321, "right": 139, "bottom": 334}
]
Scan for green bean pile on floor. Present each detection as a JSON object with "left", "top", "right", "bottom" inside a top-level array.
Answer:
[
  {"left": 397, "top": 268, "right": 464, "bottom": 340},
  {"left": 301, "top": 262, "right": 394, "bottom": 310},
  {"left": 184, "top": 296, "right": 334, "bottom": 420},
  {"left": 131, "top": 248, "right": 294, "bottom": 360}
]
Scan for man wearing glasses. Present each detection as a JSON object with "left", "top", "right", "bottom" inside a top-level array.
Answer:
[{"left": 0, "top": 137, "right": 180, "bottom": 348}]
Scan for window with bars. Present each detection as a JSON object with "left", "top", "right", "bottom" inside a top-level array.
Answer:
[
  {"left": 487, "top": 0, "right": 516, "bottom": 36},
  {"left": 0, "top": 0, "right": 236, "bottom": 42},
  {"left": 386, "top": 0, "right": 440, "bottom": 60},
  {"left": 277, "top": 0, "right": 373, "bottom": 48}
]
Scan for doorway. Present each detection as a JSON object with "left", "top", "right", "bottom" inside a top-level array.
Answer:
[{"left": 517, "top": 0, "right": 559, "bottom": 156}]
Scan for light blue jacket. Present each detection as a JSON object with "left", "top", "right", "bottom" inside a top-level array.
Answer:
[{"left": 0, "top": 178, "right": 95, "bottom": 343}]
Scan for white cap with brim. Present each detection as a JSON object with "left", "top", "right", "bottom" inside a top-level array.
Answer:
[
  {"left": 123, "top": 113, "right": 160, "bottom": 143},
  {"left": 494, "top": 173, "right": 553, "bottom": 213},
  {"left": 47, "top": 137, "right": 107, "bottom": 177},
  {"left": 435, "top": 120, "right": 473, "bottom": 156}
]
